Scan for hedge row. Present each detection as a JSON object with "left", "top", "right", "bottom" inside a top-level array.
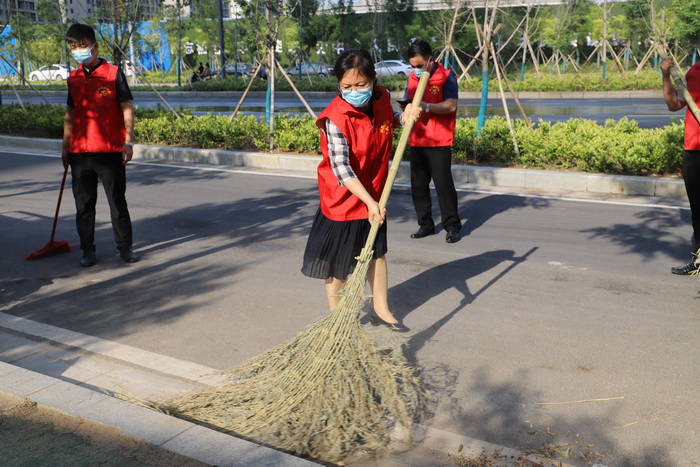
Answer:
[{"left": 0, "top": 103, "right": 685, "bottom": 176}]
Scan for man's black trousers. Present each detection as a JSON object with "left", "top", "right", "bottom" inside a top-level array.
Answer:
[
  {"left": 68, "top": 152, "right": 133, "bottom": 252},
  {"left": 410, "top": 145, "right": 462, "bottom": 231}
]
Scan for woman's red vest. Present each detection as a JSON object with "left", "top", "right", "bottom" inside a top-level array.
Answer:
[
  {"left": 407, "top": 62, "right": 456, "bottom": 147},
  {"left": 316, "top": 86, "right": 395, "bottom": 221},
  {"left": 67, "top": 59, "right": 126, "bottom": 153}
]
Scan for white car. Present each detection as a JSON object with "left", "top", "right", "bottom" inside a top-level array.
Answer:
[
  {"left": 29, "top": 64, "right": 70, "bottom": 81},
  {"left": 374, "top": 60, "right": 413, "bottom": 77}
]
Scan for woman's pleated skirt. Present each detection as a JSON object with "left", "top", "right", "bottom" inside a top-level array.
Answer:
[{"left": 301, "top": 208, "right": 388, "bottom": 280}]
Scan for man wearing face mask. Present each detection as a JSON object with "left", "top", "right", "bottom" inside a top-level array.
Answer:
[
  {"left": 62, "top": 23, "right": 140, "bottom": 267},
  {"left": 404, "top": 39, "right": 462, "bottom": 244}
]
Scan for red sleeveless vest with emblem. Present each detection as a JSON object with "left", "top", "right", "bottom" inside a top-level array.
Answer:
[
  {"left": 315, "top": 86, "right": 395, "bottom": 221},
  {"left": 407, "top": 62, "right": 456, "bottom": 147},
  {"left": 67, "top": 59, "right": 126, "bottom": 153},
  {"left": 684, "top": 63, "right": 700, "bottom": 150}
]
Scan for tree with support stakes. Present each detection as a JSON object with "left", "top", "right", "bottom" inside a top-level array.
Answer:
[
  {"left": 434, "top": 0, "right": 473, "bottom": 81},
  {"left": 573, "top": 0, "right": 628, "bottom": 79},
  {"left": 228, "top": 0, "right": 317, "bottom": 149},
  {"left": 474, "top": 0, "right": 500, "bottom": 138},
  {"left": 538, "top": 0, "right": 591, "bottom": 77},
  {"left": 631, "top": 0, "right": 673, "bottom": 74}
]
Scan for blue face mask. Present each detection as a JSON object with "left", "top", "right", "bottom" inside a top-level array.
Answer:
[
  {"left": 412, "top": 60, "right": 432, "bottom": 78},
  {"left": 71, "top": 45, "right": 95, "bottom": 65},
  {"left": 341, "top": 86, "right": 373, "bottom": 107}
]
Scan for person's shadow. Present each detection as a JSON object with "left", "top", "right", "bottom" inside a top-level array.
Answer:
[{"left": 387, "top": 247, "right": 538, "bottom": 360}]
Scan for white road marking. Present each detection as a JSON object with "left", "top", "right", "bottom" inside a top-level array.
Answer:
[{"left": 0, "top": 312, "right": 224, "bottom": 386}]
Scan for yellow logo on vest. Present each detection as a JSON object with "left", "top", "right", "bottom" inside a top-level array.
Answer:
[
  {"left": 379, "top": 120, "right": 392, "bottom": 134},
  {"left": 429, "top": 85, "right": 440, "bottom": 95},
  {"left": 96, "top": 86, "right": 112, "bottom": 97}
]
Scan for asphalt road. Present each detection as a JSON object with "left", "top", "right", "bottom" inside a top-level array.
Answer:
[
  {"left": 4, "top": 92, "right": 680, "bottom": 128},
  {"left": 1, "top": 149, "right": 699, "bottom": 466}
]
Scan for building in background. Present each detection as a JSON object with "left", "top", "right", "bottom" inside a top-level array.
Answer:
[{"left": 1, "top": 0, "right": 38, "bottom": 22}]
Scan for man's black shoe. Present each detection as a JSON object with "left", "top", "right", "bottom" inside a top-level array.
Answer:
[
  {"left": 80, "top": 250, "right": 96, "bottom": 268},
  {"left": 410, "top": 227, "right": 435, "bottom": 239},
  {"left": 671, "top": 261, "right": 700, "bottom": 275},
  {"left": 445, "top": 229, "right": 461, "bottom": 244},
  {"left": 118, "top": 248, "right": 141, "bottom": 263}
]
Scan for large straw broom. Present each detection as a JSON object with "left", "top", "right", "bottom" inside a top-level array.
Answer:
[{"left": 165, "top": 73, "right": 432, "bottom": 463}]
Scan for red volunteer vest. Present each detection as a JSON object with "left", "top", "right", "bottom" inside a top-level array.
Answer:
[
  {"left": 407, "top": 62, "right": 456, "bottom": 147},
  {"left": 684, "top": 63, "right": 700, "bottom": 150},
  {"left": 67, "top": 59, "right": 126, "bottom": 153},
  {"left": 316, "top": 87, "right": 395, "bottom": 221}
]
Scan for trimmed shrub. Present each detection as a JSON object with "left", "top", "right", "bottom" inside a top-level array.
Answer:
[
  {"left": 1, "top": 103, "right": 685, "bottom": 176},
  {"left": 0, "top": 103, "right": 65, "bottom": 138}
]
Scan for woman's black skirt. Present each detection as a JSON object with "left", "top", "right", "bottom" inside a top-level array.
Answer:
[{"left": 301, "top": 208, "right": 388, "bottom": 280}]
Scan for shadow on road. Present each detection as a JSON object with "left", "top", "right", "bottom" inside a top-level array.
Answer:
[
  {"left": 390, "top": 247, "right": 538, "bottom": 361},
  {"left": 1, "top": 175, "right": 318, "bottom": 339},
  {"left": 444, "top": 365, "right": 675, "bottom": 466},
  {"left": 581, "top": 208, "right": 691, "bottom": 262}
]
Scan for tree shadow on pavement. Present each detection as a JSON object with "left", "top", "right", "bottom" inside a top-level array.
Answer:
[
  {"left": 581, "top": 208, "right": 691, "bottom": 262},
  {"left": 385, "top": 188, "right": 551, "bottom": 237},
  {"left": 439, "top": 365, "right": 676, "bottom": 466},
  {"left": 1, "top": 185, "right": 318, "bottom": 341},
  {"left": 459, "top": 194, "right": 550, "bottom": 237}
]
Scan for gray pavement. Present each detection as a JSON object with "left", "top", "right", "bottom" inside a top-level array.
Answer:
[{"left": 1, "top": 135, "right": 692, "bottom": 466}]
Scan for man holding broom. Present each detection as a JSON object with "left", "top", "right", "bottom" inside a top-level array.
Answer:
[
  {"left": 62, "top": 23, "right": 140, "bottom": 267},
  {"left": 661, "top": 57, "right": 700, "bottom": 275},
  {"left": 404, "top": 39, "right": 462, "bottom": 244}
]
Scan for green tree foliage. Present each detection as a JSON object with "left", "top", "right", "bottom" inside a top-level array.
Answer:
[
  {"left": 671, "top": 0, "right": 700, "bottom": 50},
  {"left": 621, "top": 0, "right": 652, "bottom": 55},
  {"left": 35, "top": 0, "right": 69, "bottom": 66}
]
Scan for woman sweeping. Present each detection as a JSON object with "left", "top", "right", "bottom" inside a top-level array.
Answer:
[{"left": 302, "top": 49, "right": 420, "bottom": 332}]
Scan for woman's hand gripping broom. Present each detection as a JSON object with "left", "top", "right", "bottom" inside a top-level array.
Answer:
[{"left": 162, "top": 73, "right": 433, "bottom": 464}]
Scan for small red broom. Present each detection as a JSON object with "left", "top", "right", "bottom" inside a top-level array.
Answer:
[{"left": 25, "top": 165, "right": 72, "bottom": 260}]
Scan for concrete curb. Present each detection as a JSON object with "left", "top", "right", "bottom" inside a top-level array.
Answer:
[
  {"left": 0, "top": 135, "right": 685, "bottom": 200},
  {"left": 0, "top": 362, "right": 316, "bottom": 467}
]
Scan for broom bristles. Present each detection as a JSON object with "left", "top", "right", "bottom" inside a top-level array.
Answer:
[{"left": 165, "top": 245, "right": 426, "bottom": 462}]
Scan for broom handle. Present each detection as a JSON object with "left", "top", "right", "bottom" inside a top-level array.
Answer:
[
  {"left": 50, "top": 165, "right": 69, "bottom": 243},
  {"left": 361, "top": 73, "right": 432, "bottom": 251},
  {"left": 657, "top": 46, "right": 700, "bottom": 125}
]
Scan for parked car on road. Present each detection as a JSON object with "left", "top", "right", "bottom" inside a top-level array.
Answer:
[
  {"left": 224, "top": 63, "right": 253, "bottom": 77},
  {"left": 374, "top": 60, "right": 413, "bottom": 77},
  {"left": 124, "top": 61, "right": 135, "bottom": 77},
  {"left": 286, "top": 61, "right": 334, "bottom": 78},
  {"left": 29, "top": 64, "right": 70, "bottom": 81}
]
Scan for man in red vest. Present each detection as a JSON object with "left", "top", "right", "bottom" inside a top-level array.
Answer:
[
  {"left": 405, "top": 39, "right": 462, "bottom": 243},
  {"left": 661, "top": 57, "right": 700, "bottom": 275},
  {"left": 62, "top": 23, "right": 140, "bottom": 267}
]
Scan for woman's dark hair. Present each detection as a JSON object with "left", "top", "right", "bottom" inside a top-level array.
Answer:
[
  {"left": 65, "top": 23, "right": 96, "bottom": 44},
  {"left": 407, "top": 39, "right": 433, "bottom": 60},
  {"left": 334, "top": 49, "right": 376, "bottom": 82}
]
